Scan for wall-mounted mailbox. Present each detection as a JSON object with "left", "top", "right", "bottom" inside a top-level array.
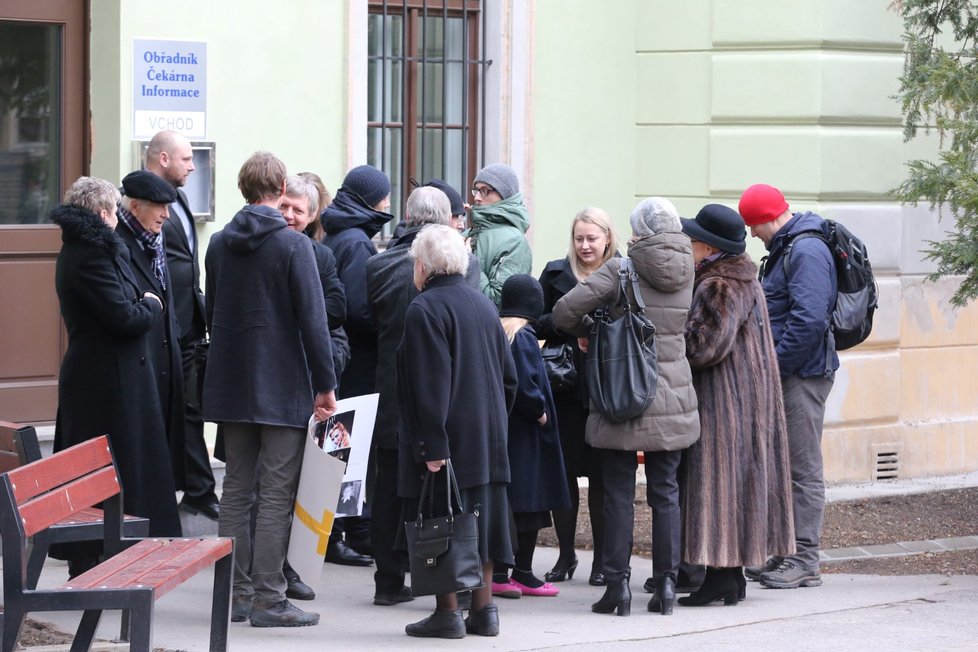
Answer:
[{"left": 133, "top": 140, "right": 216, "bottom": 222}]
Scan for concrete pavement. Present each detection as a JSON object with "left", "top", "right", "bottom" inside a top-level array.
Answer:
[{"left": 26, "top": 546, "right": 978, "bottom": 651}]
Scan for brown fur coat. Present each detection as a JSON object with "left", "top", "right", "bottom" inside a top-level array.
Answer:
[{"left": 681, "top": 253, "right": 795, "bottom": 567}]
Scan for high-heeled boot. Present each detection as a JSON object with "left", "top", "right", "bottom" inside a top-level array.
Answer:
[
  {"left": 591, "top": 571, "right": 631, "bottom": 616},
  {"left": 647, "top": 575, "right": 675, "bottom": 615},
  {"left": 677, "top": 566, "right": 739, "bottom": 606},
  {"left": 732, "top": 566, "right": 746, "bottom": 601}
]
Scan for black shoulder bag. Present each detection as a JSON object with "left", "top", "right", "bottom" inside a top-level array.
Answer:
[
  {"left": 403, "top": 460, "right": 484, "bottom": 596},
  {"left": 584, "top": 257, "right": 659, "bottom": 423}
]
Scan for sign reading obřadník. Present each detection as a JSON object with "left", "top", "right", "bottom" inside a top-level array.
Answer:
[{"left": 132, "top": 39, "right": 206, "bottom": 140}]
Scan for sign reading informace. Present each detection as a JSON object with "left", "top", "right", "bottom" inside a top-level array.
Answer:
[{"left": 132, "top": 39, "right": 207, "bottom": 140}]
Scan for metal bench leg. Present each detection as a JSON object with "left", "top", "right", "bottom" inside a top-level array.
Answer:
[
  {"left": 127, "top": 595, "right": 154, "bottom": 652},
  {"left": 119, "top": 608, "right": 131, "bottom": 642},
  {"left": 2, "top": 606, "right": 25, "bottom": 652},
  {"left": 69, "top": 609, "right": 102, "bottom": 652},
  {"left": 209, "top": 552, "right": 233, "bottom": 651}
]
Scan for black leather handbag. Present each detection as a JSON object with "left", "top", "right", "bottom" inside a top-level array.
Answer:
[
  {"left": 541, "top": 341, "right": 578, "bottom": 392},
  {"left": 584, "top": 257, "right": 658, "bottom": 423},
  {"left": 404, "top": 461, "right": 484, "bottom": 597}
]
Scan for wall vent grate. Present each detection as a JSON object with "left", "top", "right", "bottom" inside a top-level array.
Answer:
[{"left": 871, "top": 443, "right": 903, "bottom": 481}]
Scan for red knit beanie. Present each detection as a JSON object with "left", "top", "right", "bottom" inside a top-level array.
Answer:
[{"left": 738, "top": 184, "right": 789, "bottom": 226}]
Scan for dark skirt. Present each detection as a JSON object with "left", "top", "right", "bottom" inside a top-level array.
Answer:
[{"left": 398, "top": 481, "right": 515, "bottom": 566}]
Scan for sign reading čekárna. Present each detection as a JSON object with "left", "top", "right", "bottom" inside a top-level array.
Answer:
[{"left": 132, "top": 39, "right": 207, "bottom": 140}]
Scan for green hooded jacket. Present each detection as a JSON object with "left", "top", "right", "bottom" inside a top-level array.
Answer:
[{"left": 466, "top": 192, "right": 532, "bottom": 306}]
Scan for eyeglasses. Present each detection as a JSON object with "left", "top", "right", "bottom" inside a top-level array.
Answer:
[{"left": 471, "top": 184, "right": 496, "bottom": 198}]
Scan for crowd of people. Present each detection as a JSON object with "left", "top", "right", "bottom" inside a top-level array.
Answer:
[{"left": 49, "top": 131, "right": 839, "bottom": 638}]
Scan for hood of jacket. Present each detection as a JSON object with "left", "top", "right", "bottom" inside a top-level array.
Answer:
[
  {"left": 322, "top": 189, "right": 394, "bottom": 238},
  {"left": 627, "top": 231, "right": 694, "bottom": 294},
  {"left": 51, "top": 204, "right": 120, "bottom": 253},
  {"left": 468, "top": 192, "right": 530, "bottom": 234},
  {"left": 224, "top": 205, "right": 288, "bottom": 253}
]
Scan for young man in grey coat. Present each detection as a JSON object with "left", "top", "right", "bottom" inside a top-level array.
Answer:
[{"left": 203, "top": 151, "right": 337, "bottom": 627}]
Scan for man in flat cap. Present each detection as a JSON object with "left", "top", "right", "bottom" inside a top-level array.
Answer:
[{"left": 116, "top": 169, "right": 187, "bottom": 497}]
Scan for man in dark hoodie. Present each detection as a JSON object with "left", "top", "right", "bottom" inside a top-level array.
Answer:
[
  {"left": 365, "top": 186, "right": 480, "bottom": 606},
  {"left": 203, "top": 151, "right": 337, "bottom": 628},
  {"left": 321, "top": 164, "right": 394, "bottom": 563}
]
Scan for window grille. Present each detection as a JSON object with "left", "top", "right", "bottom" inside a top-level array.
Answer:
[{"left": 367, "top": 0, "right": 489, "bottom": 232}]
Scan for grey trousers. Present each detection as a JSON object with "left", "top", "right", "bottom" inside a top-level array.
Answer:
[
  {"left": 782, "top": 374, "right": 834, "bottom": 570},
  {"left": 602, "top": 448, "right": 682, "bottom": 584},
  {"left": 218, "top": 423, "right": 305, "bottom": 603}
]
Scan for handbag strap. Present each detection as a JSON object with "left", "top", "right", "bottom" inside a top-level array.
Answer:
[
  {"left": 416, "top": 459, "right": 465, "bottom": 524},
  {"left": 618, "top": 258, "right": 647, "bottom": 313}
]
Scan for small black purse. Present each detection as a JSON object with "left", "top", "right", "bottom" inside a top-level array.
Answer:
[
  {"left": 404, "top": 460, "right": 484, "bottom": 597},
  {"left": 540, "top": 341, "right": 578, "bottom": 392},
  {"left": 584, "top": 257, "right": 658, "bottom": 423}
]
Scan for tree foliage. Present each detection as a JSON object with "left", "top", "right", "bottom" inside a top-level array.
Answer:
[{"left": 893, "top": 0, "right": 978, "bottom": 306}]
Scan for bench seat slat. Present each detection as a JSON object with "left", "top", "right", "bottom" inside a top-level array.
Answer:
[
  {"left": 7, "top": 436, "right": 113, "bottom": 503},
  {"left": 18, "top": 467, "right": 119, "bottom": 537},
  {"left": 62, "top": 538, "right": 232, "bottom": 600},
  {"left": 50, "top": 506, "right": 144, "bottom": 527}
]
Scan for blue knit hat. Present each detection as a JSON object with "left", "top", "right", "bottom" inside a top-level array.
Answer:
[
  {"left": 342, "top": 165, "right": 391, "bottom": 209},
  {"left": 474, "top": 164, "right": 519, "bottom": 200}
]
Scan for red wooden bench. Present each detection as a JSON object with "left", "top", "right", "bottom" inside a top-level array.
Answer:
[
  {"left": 0, "top": 435, "right": 233, "bottom": 652},
  {"left": 0, "top": 421, "right": 150, "bottom": 591}
]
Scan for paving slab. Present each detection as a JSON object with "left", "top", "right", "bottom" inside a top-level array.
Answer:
[{"left": 24, "top": 547, "right": 978, "bottom": 652}]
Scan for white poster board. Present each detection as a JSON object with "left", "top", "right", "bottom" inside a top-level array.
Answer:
[{"left": 287, "top": 394, "right": 378, "bottom": 588}]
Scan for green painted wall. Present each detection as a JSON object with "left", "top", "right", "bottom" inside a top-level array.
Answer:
[
  {"left": 89, "top": 0, "right": 349, "bottom": 242},
  {"left": 530, "top": 0, "right": 637, "bottom": 274}
]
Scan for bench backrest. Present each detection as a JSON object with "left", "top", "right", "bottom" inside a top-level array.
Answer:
[{"left": 2, "top": 435, "right": 120, "bottom": 538}]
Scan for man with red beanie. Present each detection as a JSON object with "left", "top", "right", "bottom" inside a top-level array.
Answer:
[{"left": 738, "top": 183, "right": 838, "bottom": 590}]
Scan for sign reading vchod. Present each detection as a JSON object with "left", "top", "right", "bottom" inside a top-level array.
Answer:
[{"left": 132, "top": 39, "right": 207, "bottom": 140}]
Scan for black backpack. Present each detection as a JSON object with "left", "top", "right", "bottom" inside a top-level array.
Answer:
[{"left": 777, "top": 220, "right": 878, "bottom": 351}]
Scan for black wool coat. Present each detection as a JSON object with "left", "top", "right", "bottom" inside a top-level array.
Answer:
[
  {"left": 682, "top": 253, "right": 795, "bottom": 567},
  {"left": 506, "top": 325, "right": 571, "bottom": 514},
  {"left": 366, "top": 225, "right": 480, "bottom": 450},
  {"left": 396, "top": 274, "right": 517, "bottom": 497},
  {"left": 116, "top": 214, "right": 187, "bottom": 488},
  {"left": 203, "top": 205, "right": 336, "bottom": 429},
  {"left": 51, "top": 204, "right": 182, "bottom": 537}
]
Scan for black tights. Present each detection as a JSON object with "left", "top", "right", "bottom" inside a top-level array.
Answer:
[
  {"left": 551, "top": 473, "right": 605, "bottom": 573},
  {"left": 494, "top": 529, "right": 542, "bottom": 585}
]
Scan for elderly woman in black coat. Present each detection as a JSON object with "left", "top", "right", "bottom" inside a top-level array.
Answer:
[
  {"left": 51, "top": 176, "right": 182, "bottom": 575},
  {"left": 397, "top": 224, "right": 518, "bottom": 639}
]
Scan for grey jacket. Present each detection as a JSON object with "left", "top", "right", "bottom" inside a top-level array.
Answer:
[
  {"left": 553, "top": 232, "right": 700, "bottom": 452},
  {"left": 203, "top": 204, "right": 336, "bottom": 428}
]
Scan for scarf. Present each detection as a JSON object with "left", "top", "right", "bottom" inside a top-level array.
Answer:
[{"left": 118, "top": 204, "right": 167, "bottom": 291}]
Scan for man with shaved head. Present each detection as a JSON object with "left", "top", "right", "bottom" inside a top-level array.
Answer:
[{"left": 146, "top": 130, "right": 220, "bottom": 521}]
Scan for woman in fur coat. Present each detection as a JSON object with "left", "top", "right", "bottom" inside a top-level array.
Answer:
[{"left": 677, "top": 204, "right": 795, "bottom": 606}]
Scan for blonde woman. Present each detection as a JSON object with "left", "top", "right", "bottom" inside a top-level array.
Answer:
[{"left": 536, "top": 208, "right": 620, "bottom": 586}]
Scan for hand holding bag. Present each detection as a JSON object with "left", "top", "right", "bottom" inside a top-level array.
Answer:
[
  {"left": 584, "top": 257, "right": 659, "bottom": 422},
  {"left": 404, "top": 460, "right": 484, "bottom": 596},
  {"left": 541, "top": 341, "right": 578, "bottom": 392}
]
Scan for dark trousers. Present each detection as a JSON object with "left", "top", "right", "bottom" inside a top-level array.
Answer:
[
  {"left": 370, "top": 446, "right": 407, "bottom": 595},
  {"left": 180, "top": 341, "right": 217, "bottom": 500},
  {"left": 602, "top": 448, "right": 682, "bottom": 584}
]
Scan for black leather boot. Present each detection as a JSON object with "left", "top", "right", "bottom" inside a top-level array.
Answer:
[
  {"left": 647, "top": 575, "right": 676, "bottom": 615},
  {"left": 677, "top": 566, "right": 739, "bottom": 607},
  {"left": 591, "top": 571, "right": 631, "bottom": 616},
  {"left": 732, "top": 566, "right": 746, "bottom": 601}
]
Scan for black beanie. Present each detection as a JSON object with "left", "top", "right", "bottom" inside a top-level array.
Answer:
[
  {"left": 499, "top": 274, "right": 544, "bottom": 321},
  {"left": 342, "top": 165, "right": 391, "bottom": 209}
]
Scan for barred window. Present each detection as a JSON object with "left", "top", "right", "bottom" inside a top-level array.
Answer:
[{"left": 367, "top": 0, "right": 488, "bottom": 231}]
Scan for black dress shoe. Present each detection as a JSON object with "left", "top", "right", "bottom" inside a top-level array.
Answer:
[
  {"left": 464, "top": 603, "right": 499, "bottom": 636},
  {"left": 544, "top": 556, "right": 579, "bottom": 582},
  {"left": 644, "top": 572, "right": 702, "bottom": 594},
  {"left": 180, "top": 495, "right": 220, "bottom": 520},
  {"left": 374, "top": 585, "right": 414, "bottom": 606},
  {"left": 405, "top": 610, "right": 465, "bottom": 639},
  {"left": 588, "top": 571, "right": 606, "bottom": 586},
  {"left": 284, "top": 565, "right": 315, "bottom": 600},
  {"left": 325, "top": 539, "right": 374, "bottom": 566}
]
